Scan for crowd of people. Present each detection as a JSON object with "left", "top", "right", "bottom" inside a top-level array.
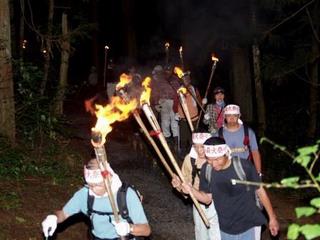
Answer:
[{"left": 43, "top": 63, "right": 280, "bottom": 240}]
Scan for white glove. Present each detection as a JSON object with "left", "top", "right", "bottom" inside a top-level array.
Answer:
[
  {"left": 204, "top": 113, "right": 210, "bottom": 120},
  {"left": 113, "top": 221, "right": 130, "bottom": 236},
  {"left": 202, "top": 98, "right": 208, "bottom": 105},
  {"left": 174, "top": 113, "right": 180, "bottom": 121},
  {"left": 42, "top": 215, "right": 58, "bottom": 238},
  {"left": 111, "top": 173, "right": 122, "bottom": 193}
]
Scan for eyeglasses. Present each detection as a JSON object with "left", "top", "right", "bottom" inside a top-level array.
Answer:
[
  {"left": 225, "top": 114, "right": 239, "bottom": 117},
  {"left": 214, "top": 90, "right": 224, "bottom": 95}
]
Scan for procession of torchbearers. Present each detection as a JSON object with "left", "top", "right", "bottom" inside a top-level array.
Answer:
[{"left": 42, "top": 43, "right": 279, "bottom": 240}]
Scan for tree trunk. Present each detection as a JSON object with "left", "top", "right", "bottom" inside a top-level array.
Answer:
[
  {"left": 0, "top": 0, "right": 16, "bottom": 144},
  {"left": 230, "top": 47, "right": 253, "bottom": 123},
  {"left": 40, "top": 0, "right": 54, "bottom": 96},
  {"left": 252, "top": 43, "right": 266, "bottom": 135},
  {"left": 306, "top": 2, "right": 319, "bottom": 139},
  {"left": 54, "top": 12, "right": 70, "bottom": 115}
]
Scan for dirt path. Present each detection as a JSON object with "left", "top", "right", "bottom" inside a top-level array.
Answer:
[{"left": 0, "top": 109, "right": 310, "bottom": 240}]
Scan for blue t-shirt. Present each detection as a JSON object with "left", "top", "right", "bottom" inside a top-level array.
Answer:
[
  {"left": 63, "top": 186, "right": 148, "bottom": 239},
  {"left": 199, "top": 158, "right": 266, "bottom": 234},
  {"left": 215, "top": 125, "right": 258, "bottom": 159}
]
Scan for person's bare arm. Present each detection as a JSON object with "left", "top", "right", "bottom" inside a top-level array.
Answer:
[
  {"left": 256, "top": 187, "right": 279, "bottom": 236},
  {"left": 251, "top": 150, "right": 262, "bottom": 174},
  {"left": 55, "top": 210, "right": 69, "bottom": 223},
  {"left": 129, "top": 223, "right": 151, "bottom": 237}
]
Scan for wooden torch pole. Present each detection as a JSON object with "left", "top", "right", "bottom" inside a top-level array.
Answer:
[{"left": 141, "top": 103, "right": 209, "bottom": 227}]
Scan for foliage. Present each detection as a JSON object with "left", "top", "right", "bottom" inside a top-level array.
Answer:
[
  {"left": 261, "top": 138, "right": 320, "bottom": 240},
  {"left": 14, "top": 61, "right": 68, "bottom": 145},
  {"left": 0, "top": 136, "right": 80, "bottom": 181}
]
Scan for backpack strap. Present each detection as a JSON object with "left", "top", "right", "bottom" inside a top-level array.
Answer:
[
  {"left": 117, "top": 182, "right": 143, "bottom": 225},
  {"left": 117, "top": 182, "right": 133, "bottom": 224},
  {"left": 232, "top": 156, "right": 250, "bottom": 191},
  {"left": 243, "top": 124, "right": 253, "bottom": 161},
  {"left": 205, "top": 163, "right": 212, "bottom": 188},
  {"left": 190, "top": 157, "right": 197, "bottom": 185},
  {"left": 218, "top": 127, "right": 224, "bottom": 139}
]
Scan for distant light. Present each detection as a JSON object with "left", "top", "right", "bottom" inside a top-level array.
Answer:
[{"left": 22, "top": 39, "right": 27, "bottom": 49}]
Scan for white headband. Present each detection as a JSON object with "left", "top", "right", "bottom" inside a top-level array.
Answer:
[
  {"left": 204, "top": 144, "right": 231, "bottom": 158},
  {"left": 84, "top": 167, "right": 104, "bottom": 184},
  {"left": 224, "top": 104, "right": 240, "bottom": 115},
  {"left": 192, "top": 133, "right": 212, "bottom": 144}
]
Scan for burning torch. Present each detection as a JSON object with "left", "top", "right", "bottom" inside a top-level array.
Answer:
[
  {"left": 196, "top": 54, "right": 219, "bottom": 129},
  {"left": 165, "top": 42, "right": 170, "bottom": 66},
  {"left": 103, "top": 45, "right": 109, "bottom": 89},
  {"left": 179, "top": 46, "right": 184, "bottom": 70},
  {"left": 139, "top": 84, "right": 209, "bottom": 226},
  {"left": 174, "top": 67, "right": 206, "bottom": 113},
  {"left": 116, "top": 77, "right": 175, "bottom": 177},
  {"left": 177, "top": 87, "right": 194, "bottom": 132}
]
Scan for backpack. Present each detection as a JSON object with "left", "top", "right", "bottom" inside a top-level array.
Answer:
[
  {"left": 87, "top": 182, "right": 142, "bottom": 225},
  {"left": 190, "top": 157, "right": 201, "bottom": 185},
  {"left": 204, "top": 156, "right": 263, "bottom": 209},
  {"left": 218, "top": 124, "right": 253, "bottom": 161}
]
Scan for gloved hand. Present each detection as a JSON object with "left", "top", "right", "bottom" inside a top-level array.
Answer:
[
  {"left": 42, "top": 214, "right": 58, "bottom": 238},
  {"left": 174, "top": 113, "right": 180, "bottom": 121},
  {"left": 112, "top": 221, "right": 130, "bottom": 236},
  {"left": 201, "top": 98, "right": 208, "bottom": 105},
  {"left": 204, "top": 113, "right": 210, "bottom": 120}
]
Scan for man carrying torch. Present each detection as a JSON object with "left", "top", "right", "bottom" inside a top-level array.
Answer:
[
  {"left": 175, "top": 71, "right": 202, "bottom": 158},
  {"left": 41, "top": 158, "right": 151, "bottom": 240}
]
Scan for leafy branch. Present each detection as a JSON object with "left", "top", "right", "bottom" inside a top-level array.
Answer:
[{"left": 233, "top": 137, "right": 320, "bottom": 240}]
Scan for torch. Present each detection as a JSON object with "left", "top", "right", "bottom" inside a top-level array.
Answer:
[
  {"left": 179, "top": 46, "right": 184, "bottom": 70},
  {"left": 140, "top": 102, "right": 209, "bottom": 227},
  {"left": 195, "top": 54, "right": 219, "bottom": 129},
  {"left": 177, "top": 87, "right": 194, "bottom": 132},
  {"left": 174, "top": 67, "right": 206, "bottom": 113},
  {"left": 165, "top": 42, "right": 170, "bottom": 66},
  {"left": 116, "top": 85, "right": 175, "bottom": 177},
  {"left": 103, "top": 45, "right": 109, "bottom": 89}
]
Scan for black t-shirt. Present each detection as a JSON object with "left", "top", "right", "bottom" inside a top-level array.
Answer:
[{"left": 199, "top": 157, "right": 267, "bottom": 234}]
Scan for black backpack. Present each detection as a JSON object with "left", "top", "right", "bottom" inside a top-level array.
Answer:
[{"left": 87, "top": 182, "right": 142, "bottom": 225}]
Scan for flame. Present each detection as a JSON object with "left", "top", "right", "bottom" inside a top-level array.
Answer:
[
  {"left": 177, "top": 87, "right": 187, "bottom": 95},
  {"left": 211, "top": 54, "right": 219, "bottom": 62},
  {"left": 92, "top": 96, "right": 138, "bottom": 142},
  {"left": 179, "top": 46, "right": 183, "bottom": 53},
  {"left": 116, "top": 73, "right": 132, "bottom": 91},
  {"left": 174, "top": 66, "right": 184, "bottom": 79},
  {"left": 140, "top": 77, "right": 152, "bottom": 105},
  {"left": 165, "top": 42, "right": 170, "bottom": 49}
]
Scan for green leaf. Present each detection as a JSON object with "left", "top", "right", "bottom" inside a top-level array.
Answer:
[
  {"left": 294, "top": 155, "right": 311, "bottom": 168},
  {"left": 287, "top": 223, "right": 300, "bottom": 240},
  {"left": 315, "top": 174, "right": 320, "bottom": 182},
  {"left": 281, "top": 177, "right": 300, "bottom": 187},
  {"left": 295, "top": 207, "right": 316, "bottom": 218},
  {"left": 297, "top": 145, "right": 318, "bottom": 156},
  {"left": 310, "top": 197, "right": 320, "bottom": 208},
  {"left": 299, "top": 224, "right": 320, "bottom": 240}
]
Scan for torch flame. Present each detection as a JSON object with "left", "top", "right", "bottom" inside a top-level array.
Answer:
[
  {"left": 165, "top": 42, "right": 170, "bottom": 49},
  {"left": 211, "top": 54, "right": 219, "bottom": 62},
  {"left": 179, "top": 46, "right": 183, "bottom": 53},
  {"left": 116, "top": 73, "right": 132, "bottom": 91},
  {"left": 174, "top": 66, "right": 184, "bottom": 79},
  {"left": 178, "top": 86, "right": 187, "bottom": 95},
  {"left": 140, "top": 77, "right": 152, "bottom": 105}
]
